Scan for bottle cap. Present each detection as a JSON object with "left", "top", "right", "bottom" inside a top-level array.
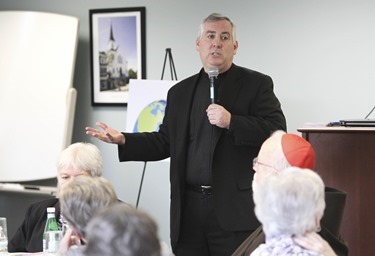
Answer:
[{"left": 47, "top": 207, "right": 55, "bottom": 213}]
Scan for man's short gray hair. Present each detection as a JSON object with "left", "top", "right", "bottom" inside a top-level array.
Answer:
[{"left": 197, "top": 13, "right": 237, "bottom": 43}]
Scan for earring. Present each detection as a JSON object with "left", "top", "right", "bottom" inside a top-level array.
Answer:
[{"left": 316, "top": 226, "right": 321, "bottom": 232}]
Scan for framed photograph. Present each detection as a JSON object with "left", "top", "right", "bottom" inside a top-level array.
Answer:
[{"left": 89, "top": 7, "right": 146, "bottom": 106}]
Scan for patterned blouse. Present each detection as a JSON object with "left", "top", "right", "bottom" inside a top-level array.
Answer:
[{"left": 250, "top": 235, "right": 319, "bottom": 256}]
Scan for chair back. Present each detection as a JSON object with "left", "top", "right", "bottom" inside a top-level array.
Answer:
[{"left": 322, "top": 186, "right": 347, "bottom": 237}]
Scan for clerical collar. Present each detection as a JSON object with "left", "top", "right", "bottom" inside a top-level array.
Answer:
[{"left": 203, "top": 65, "right": 232, "bottom": 79}]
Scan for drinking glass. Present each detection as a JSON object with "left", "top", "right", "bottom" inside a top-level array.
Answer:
[{"left": 0, "top": 217, "right": 8, "bottom": 255}]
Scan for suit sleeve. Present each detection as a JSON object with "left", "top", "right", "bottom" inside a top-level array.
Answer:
[
  {"left": 117, "top": 97, "right": 172, "bottom": 162},
  {"left": 117, "top": 131, "right": 170, "bottom": 162},
  {"left": 228, "top": 74, "right": 286, "bottom": 147}
]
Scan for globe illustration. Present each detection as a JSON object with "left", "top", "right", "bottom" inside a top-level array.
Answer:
[{"left": 133, "top": 99, "right": 167, "bottom": 132}]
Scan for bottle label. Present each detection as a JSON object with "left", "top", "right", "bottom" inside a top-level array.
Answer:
[
  {"left": 0, "top": 240, "right": 8, "bottom": 253},
  {"left": 44, "top": 231, "right": 62, "bottom": 254}
]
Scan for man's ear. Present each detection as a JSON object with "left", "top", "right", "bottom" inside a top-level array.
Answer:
[
  {"left": 233, "top": 41, "right": 239, "bottom": 55},
  {"left": 196, "top": 38, "right": 200, "bottom": 51}
]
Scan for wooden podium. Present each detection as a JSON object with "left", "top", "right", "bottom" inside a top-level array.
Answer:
[{"left": 298, "top": 127, "right": 375, "bottom": 256}]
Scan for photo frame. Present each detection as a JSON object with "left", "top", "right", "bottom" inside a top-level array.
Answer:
[{"left": 89, "top": 7, "right": 146, "bottom": 106}]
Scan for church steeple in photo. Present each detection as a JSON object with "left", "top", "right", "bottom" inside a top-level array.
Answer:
[{"left": 108, "top": 23, "right": 118, "bottom": 51}]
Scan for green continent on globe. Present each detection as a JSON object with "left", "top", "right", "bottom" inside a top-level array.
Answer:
[{"left": 133, "top": 100, "right": 166, "bottom": 132}]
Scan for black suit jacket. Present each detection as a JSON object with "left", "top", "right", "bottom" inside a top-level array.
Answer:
[
  {"left": 8, "top": 198, "right": 60, "bottom": 253},
  {"left": 119, "top": 64, "right": 286, "bottom": 243}
]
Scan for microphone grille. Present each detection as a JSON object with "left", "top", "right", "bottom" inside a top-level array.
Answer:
[{"left": 208, "top": 66, "right": 219, "bottom": 78}]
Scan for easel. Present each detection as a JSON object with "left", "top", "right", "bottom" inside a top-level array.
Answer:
[
  {"left": 136, "top": 48, "right": 178, "bottom": 208},
  {"left": 161, "top": 48, "right": 178, "bottom": 80}
]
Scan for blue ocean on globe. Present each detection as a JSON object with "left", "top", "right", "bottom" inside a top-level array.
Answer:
[{"left": 133, "top": 99, "right": 167, "bottom": 132}]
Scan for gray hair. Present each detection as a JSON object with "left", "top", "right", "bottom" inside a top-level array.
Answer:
[
  {"left": 60, "top": 176, "right": 118, "bottom": 237},
  {"left": 197, "top": 13, "right": 237, "bottom": 43},
  {"left": 57, "top": 142, "right": 103, "bottom": 177},
  {"left": 83, "top": 203, "right": 161, "bottom": 256},
  {"left": 254, "top": 167, "right": 325, "bottom": 237}
]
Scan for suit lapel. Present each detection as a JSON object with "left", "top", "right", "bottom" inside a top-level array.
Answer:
[
  {"left": 172, "top": 72, "right": 201, "bottom": 182},
  {"left": 218, "top": 64, "right": 242, "bottom": 111},
  {"left": 211, "top": 64, "right": 242, "bottom": 148},
  {"left": 178, "top": 74, "right": 201, "bottom": 130}
]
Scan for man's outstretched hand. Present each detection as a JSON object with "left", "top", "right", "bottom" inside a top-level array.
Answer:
[{"left": 85, "top": 122, "right": 125, "bottom": 145}]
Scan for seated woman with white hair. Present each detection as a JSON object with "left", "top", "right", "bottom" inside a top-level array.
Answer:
[
  {"left": 251, "top": 167, "right": 335, "bottom": 256},
  {"left": 8, "top": 142, "right": 104, "bottom": 253}
]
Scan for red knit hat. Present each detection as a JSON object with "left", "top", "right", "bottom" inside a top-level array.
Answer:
[{"left": 281, "top": 134, "right": 316, "bottom": 169}]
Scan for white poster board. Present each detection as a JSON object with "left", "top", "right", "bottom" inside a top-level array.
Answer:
[
  {"left": 0, "top": 11, "right": 78, "bottom": 181},
  {"left": 126, "top": 79, "right": 177, "bottom": 133}
]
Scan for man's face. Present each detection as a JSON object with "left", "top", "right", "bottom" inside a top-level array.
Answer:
[
  {"left": 196, "top": 20, "right": 238, "bottom": 73},
  {"left": 252, "top": 137, "right": 281, "bottom": 192},
  {"left": 253, "top": 154, "right": 277, "bottom": 183}
]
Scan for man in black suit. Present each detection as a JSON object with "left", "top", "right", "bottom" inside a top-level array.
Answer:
[{"left": 86, "top": 12, "right": 286, "bottom": 255}]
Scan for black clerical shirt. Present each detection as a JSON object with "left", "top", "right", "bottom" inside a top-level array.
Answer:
[{"left": 185, "top": 69, "right": 227, "bottom": 186}]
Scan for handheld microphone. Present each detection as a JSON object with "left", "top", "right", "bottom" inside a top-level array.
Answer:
[{"left": 208, "top": 66, "right": 219, "bottom": 103}]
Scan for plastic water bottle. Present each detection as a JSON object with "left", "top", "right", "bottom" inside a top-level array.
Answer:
[{"left": 43, "top": 207, "right": 59, "bottom": 255}]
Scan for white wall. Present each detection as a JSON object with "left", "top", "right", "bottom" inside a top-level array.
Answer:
[{"left": 2, "top": 0, "right": 375, "bottom": 245}]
